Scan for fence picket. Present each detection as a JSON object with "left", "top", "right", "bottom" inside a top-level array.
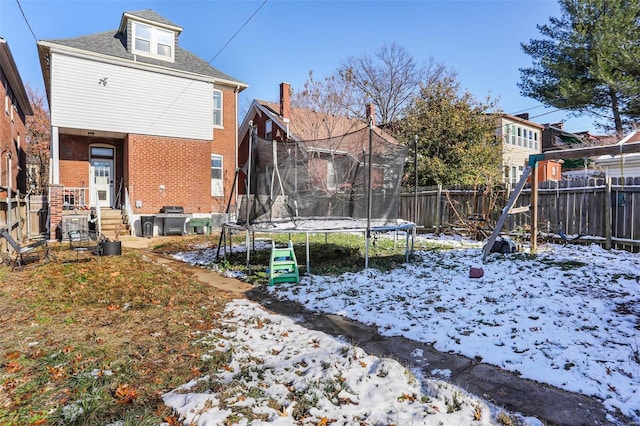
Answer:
[{"left": 399, "top": 177, "right": 640, "bottom": 251}]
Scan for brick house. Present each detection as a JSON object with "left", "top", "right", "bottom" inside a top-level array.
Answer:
[
  {"left": 236, "top": 82, "right": 407, "bottom": 222},
  {"left": 37, "top": 10, "right": 246, "bottom": 237},
  {"left": 1, "top": 37, "right": 33, "bottom": 198},
  {"left": 237, "top": 82, "right": 399, "bottom": 193}
]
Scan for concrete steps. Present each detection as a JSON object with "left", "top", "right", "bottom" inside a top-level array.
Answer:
[{"left": 99, "top": 208, "right": 129, "bottom": 239}]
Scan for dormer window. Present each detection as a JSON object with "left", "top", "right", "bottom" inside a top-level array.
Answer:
[{"left": 132, "top": 21, "right": 174, "bottom": 61}]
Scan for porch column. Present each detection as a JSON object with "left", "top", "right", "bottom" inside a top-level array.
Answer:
[
  {"left": 49, "top": 184, "right": 63, "bottom": 240},
  {"left": 50, "top": 126, "right": 60, "bottom": 184}
]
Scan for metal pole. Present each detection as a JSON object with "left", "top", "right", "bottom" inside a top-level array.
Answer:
[
  {"left": 604, "top": 176, "right": 612, "bottom": 249},
  {"left": 365, "top": 117, "right": 373, "bottom": 269},
  {"left": 531, "top": 162, "right": 539, "bottom": 254},
  {"left": 246, "top": 122, "right": 254, "bottom": 271},
  {"left": 413, "top": 135, "right": 418, "bottom": 225}
]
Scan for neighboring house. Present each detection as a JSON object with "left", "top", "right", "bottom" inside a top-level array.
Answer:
[
  {"left": 543, "top": 122, "right": 617, "bottom": 172},
  {"left": 237, "top": 82, "right": 400, "bottom": 194},
  {"left": 595, "top": 130, "right": 640, "bottom": 179},
  {"left": 494, "top": 113, "right": 543, "bottom": 186},
  {"left": 37, "top": 10, "right": 247, "bottom": 236},
  {"left": 0, "top": 38, "right": 34, "bottom": 197},
  {"left": 237, "top": 82, "right": 406, "bottom": 221}
]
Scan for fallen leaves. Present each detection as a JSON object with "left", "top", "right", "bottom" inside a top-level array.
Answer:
[
  {"left": 114, "top": 383, "right": 139, "bottom": 404},
  {"left": 4, "top": 351, "right": 21, "bottom": 360},
  {"left": 47, "top": 366, "right": 66, "bottom": 381},
  {"left": 6, "top": 361, "right": 23, "bottom": 373},
  {"left": 397, "top": 392, "right": 416, "bottom": 402}
]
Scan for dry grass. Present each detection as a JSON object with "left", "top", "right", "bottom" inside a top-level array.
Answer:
[{"left": 0, "top": 242, "right": 233, "bottom": 425}]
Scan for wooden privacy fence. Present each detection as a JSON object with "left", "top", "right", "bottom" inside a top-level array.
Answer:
[
  {"left": 399, "top": 177, "right": 640, "bottom": 250},
  {"left": 0, "top": 193, "right": 48, "bottom": 253}
]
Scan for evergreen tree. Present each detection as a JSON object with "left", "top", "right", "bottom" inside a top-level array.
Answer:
[{"left": 519, "top": 0, "right": 640, "bottom": 136}]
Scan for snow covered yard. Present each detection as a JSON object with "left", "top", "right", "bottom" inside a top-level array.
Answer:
[
  {"left": 164, "top": 299, "right": 522, "bottom": 425},
  {"left": 170, "top": 235, "right": 640, "bottom": 424},
  {"left": 269, "top": 237, "right": 640, "bottom": 423}
]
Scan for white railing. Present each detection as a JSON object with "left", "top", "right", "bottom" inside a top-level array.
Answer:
[
  {"left": 62, "top": 187, "right": 91, "bottom": 210},
  {"left": 124, "top": 187, "right": 135, "bottom": 236}
]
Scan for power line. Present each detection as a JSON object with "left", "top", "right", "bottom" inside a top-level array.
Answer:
[
  {"left": 509, "top": 104, "right": 546, "bottom": 116},
  {"left": 204, "top": 0, "right": 268, "bottom": 68},
  {"left": 15, "top": 0, "right": 38, "bottom": 42},
  {"left": 145, "top": 0, "right": 268, "bottom": 132}
]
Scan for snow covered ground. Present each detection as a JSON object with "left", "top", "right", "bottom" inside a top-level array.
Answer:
[{"left": 169, "top": 235, "right": 640, "bottom": 424}]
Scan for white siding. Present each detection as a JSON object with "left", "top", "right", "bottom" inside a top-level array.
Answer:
[
  {"left": 50, "top": 53, "right": 213, "bottom": 140},
  {"left": 597, "top": 154, "right": 640, "bottom": 178}
]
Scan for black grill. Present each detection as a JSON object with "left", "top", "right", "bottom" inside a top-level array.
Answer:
[{"left": 159, "top": 206, "right": 185, "bottom": 236}]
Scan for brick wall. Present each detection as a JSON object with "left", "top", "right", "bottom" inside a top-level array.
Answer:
[
  {"left": 0, "top": 77, "right": 27, "bottom": 192},
  {"left": 59, "top": 135, "right": 124, "bottom": 189},
  {"left": 127, "top": 134, "right": 211, "bottom": 214},
  {"left": 211, "top": 85, "right": 238, "bottom": 214}
]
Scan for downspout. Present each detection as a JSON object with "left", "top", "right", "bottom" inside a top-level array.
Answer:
[
  {"left": 5, "top": 152, "right": 12, "bottom": 232},
  {"left": 235, "top": 84, "right": 240, "bottom": 220}
]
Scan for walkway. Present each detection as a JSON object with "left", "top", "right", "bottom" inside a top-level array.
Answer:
[{"left": 136, "top": 244, "right": 627, "bottom": 426}]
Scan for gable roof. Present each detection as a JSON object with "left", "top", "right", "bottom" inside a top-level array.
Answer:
[
  {"left": 37, "top": 10, "right": 245, "bottom": 88},
  {"left": 241, "top": 99, "right": 400, "bottom": 146},
  {"left": 498, "top": 113, "right": 545, "bottom": 129},
  {"left": 0, "top": 38, "right": 33, "bottom": 117},
  {"left": 119, "top": 10, "right": 182, "bottom": 32},
  {"left": 595, "top": 130, "right": 640, "bottom": 164}
]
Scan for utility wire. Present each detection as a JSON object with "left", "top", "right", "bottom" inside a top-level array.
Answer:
[
  {"left": 509, "top": 104, "right": 546, "bottom": 115},
  {"left": 15, "top": 0, "right": 38, "bottom": 42},
  {"left": 145, "top": 0, "right": 267, "bottom": 132},
  {"left": 204, "top": 0, "right": 267, "bottom": 68}
]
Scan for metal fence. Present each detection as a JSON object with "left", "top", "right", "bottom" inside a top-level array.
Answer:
[{"left": 399, "top": 177, "right": 640, "bottom": 251}]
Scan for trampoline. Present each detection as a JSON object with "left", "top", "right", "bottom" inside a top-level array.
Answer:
[{"left": 219, "top": 125, "right": 416, "bottom": 272}]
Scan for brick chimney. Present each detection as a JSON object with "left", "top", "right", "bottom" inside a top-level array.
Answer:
[
  {"left": 366, "top": 103, "right": 375, "bottom": 127},
  {"left": 280, "top": 82, "right": 291, "bottom": 121}
]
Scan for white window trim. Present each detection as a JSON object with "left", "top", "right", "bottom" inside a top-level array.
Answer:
[
  {"left": 211, "top": 154, "right": 224, "bottom": 197},
  {"left": 131, "top": 21, "right": 175, "bottom": 62},
  {"left": 265, "top": 119, "right": 272, "bottom": 140},
  {"left": 213, "top": 89, "right": 223, "bottom": 129}
]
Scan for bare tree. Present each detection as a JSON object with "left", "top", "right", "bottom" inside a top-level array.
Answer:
[
  {"left": 291, "top": 70, "right": 362, "bottom": 139},
  {"left": 25, "top": 84, "right": 50, "bottom": 194},
  {"left": 338, "top": 43, "right": 447, "bottom": 125},
  {"left": 293, "top": 44, "right": 448, "bottom": 128}
]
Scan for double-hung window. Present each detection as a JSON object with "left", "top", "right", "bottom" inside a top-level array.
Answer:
[
  {"left": 213, "top": 90, "right": 223, "bottom": 128},
  {"left": 132, "top": 22, "right": 174, "bottom": 61},
  {"left": 211, "top": 155, "right": 223, "bottom": 196}
]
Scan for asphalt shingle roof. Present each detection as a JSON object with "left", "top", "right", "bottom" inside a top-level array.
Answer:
[
  {"left": 125, "top": 10, "right": 181, "bottom": 29},
  {"left": 42, "top": 11, "right": 244, "bottom": 85}
]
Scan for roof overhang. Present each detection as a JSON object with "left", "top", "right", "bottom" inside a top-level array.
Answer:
[
  {"left": 0, "top": 38, "right": 34, "bottom": 116},
  {"left": 238, "top": 100, "right": 298, "bottom": 148},
  {"left": 118, "top": 12, "right": 183, "bottom": 35},
  {"left": 37, "top": 40, "right": 247, "bottom": 96}
]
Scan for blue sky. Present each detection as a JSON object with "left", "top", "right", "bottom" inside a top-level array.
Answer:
[{"left": 1, "top": 0, "right": 600, "bottom": 134}]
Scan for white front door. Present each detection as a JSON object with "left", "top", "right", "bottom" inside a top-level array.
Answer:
[{"left": 90, "top": 159, "right": 113, "bottom": 207}]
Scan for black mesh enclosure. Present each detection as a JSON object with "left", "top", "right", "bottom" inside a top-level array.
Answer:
[{"left": 238, "top": 126, "right": 408, "bottom": 226}]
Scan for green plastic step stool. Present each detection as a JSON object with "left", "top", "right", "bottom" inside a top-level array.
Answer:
[{"left": 269, "top": 240, "right": 300, "bottom": 286}]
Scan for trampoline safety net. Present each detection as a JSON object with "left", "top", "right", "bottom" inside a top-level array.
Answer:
[{"left": 238, "top": 126, "right": 409, "bottom": 225}]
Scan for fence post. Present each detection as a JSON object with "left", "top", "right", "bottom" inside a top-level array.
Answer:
[
  {"left": 435, "top": 183, "right": 442, "bottom": 234},
  {"left": 605, "top": 177, "right": 612, "bottom": 249}
]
